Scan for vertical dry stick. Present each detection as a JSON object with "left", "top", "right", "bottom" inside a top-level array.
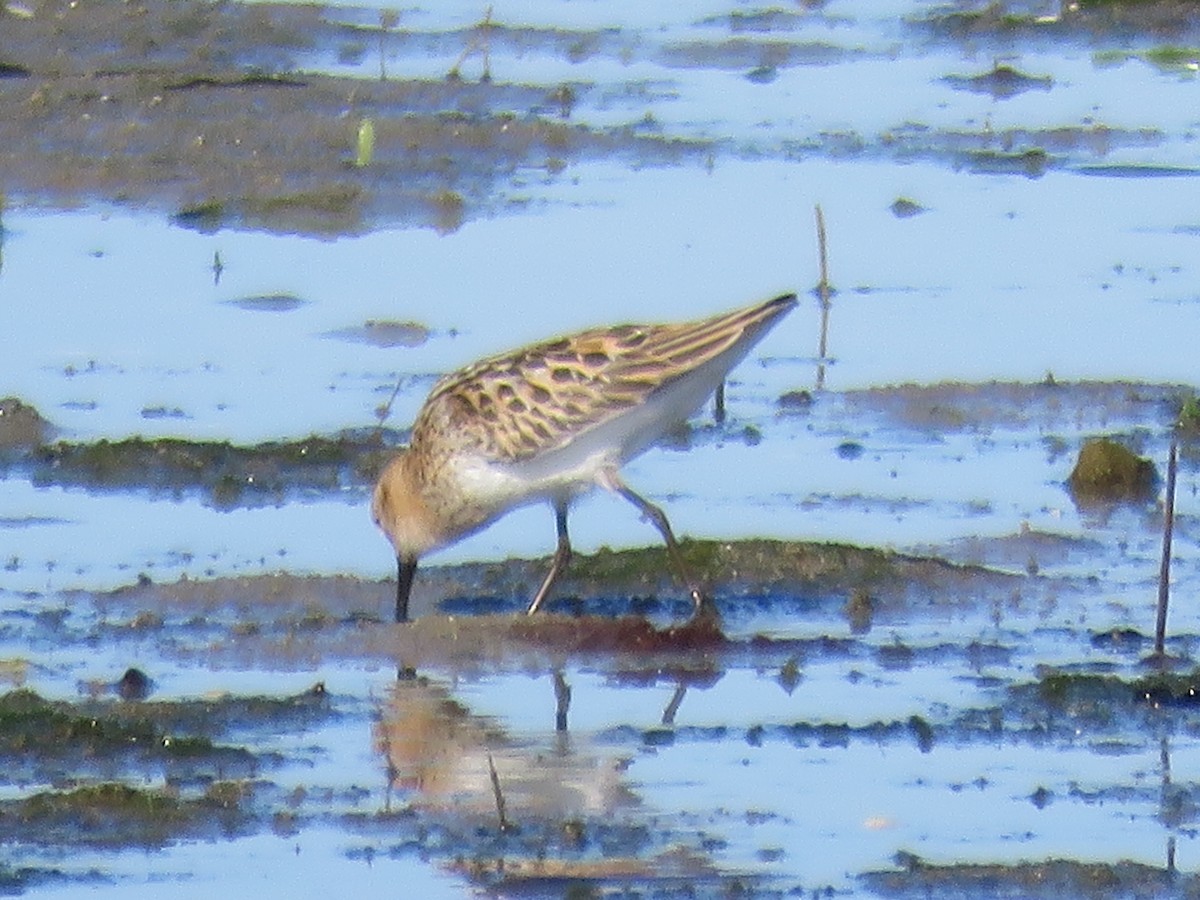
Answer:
[
  {"left": 814, "top": 204, "right": 832, "bottom": 390},
  {"left": 815, "top": 205, "right": 830, "bottom": 311},
  {"left": 1154, "top": 437, "right": 1178, "bottom": 659},
  {"left": 448, "top": 5, "right": 494, "bottom": 81},
  {"left": 373, "top": 377, "right": 405, "bottom": 443},
  {"left": 486, "top": 751, "right": 511, "bottom": 832},
  {"left": 379, "top": 9, "right": 399, "bottom": 82},
  {"left": 481, "top": 5, "right": 493, "bottom": 82}
]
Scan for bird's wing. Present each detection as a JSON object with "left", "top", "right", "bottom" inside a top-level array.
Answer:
[{"left": 420, "top": 293, "right": 796, "bottom": 462}]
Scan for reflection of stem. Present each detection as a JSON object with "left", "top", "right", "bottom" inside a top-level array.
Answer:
[
  {"left": 448, "top": 5, "right": 494, "bottom": 82},
  {"left": 661, "top": 683, "right": 687, "bottom": 725},
  {"left": 814, "top": 204, "right": 832, "bottom": 391},
  {"left": 481, "top": 5, "right": 492, "bottom": 82},
  {"left": 378, "top": 9, "right": 398, "bottom": 82},
  {"left": 1161, "top": 735, "right": 1177, "bottom": 872},
  {"left": 713, "top": 382, "right": 726, "bottom": 424},
  {"left": 486, "top": 750, "right": 511, "bottom": 831},
  {"left": 1154, "top": 438, "right": 1178, "bottom": 659},
  {"left": 373, "top": 376, "right": 405, "bottom": 444},
  {"left": 553, "top": 669, "right": 572, "bottom": 732},
  {"left": 379, "top": 714, "right": 399, "bottom": 813}
]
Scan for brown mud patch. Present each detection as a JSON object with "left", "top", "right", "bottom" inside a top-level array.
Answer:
[
  {"left": 864, "top": 853, "right": 1188, "bottom": 899},
  {"left": 837, "top": 380, "right": 1188, "bottom": 436}
]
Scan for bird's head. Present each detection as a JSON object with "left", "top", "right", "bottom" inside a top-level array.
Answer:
[{"left": 371, "top": 451, "right": 444, "bottom": 622}]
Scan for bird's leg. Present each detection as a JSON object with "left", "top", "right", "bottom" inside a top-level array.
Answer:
[
  {"left": 662, "top": 682, "right": 688, "bottom": 726},
  {"left": 606, "top": 473, "right": 712, "bottom": 619},
  {"left": 396, "top": 556, "right": 417, "bottom": 623},
  {"left": 527, "top": 501, "right": 572, "bottom": 614},
  {"left": 395, "top": 557, "right": 418, "bottom": 678}
]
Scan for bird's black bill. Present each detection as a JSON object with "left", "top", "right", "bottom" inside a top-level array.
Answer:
[{"left": 396, "top": 556, "right": 417, "bottom": 623}]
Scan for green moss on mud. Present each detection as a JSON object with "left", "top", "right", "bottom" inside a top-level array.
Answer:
[
  {"left": 1033, "top": 672, "right": 1130, "bottom": 719},
  {"left": 1022, "top": 668, "right": 1200, "bottom": 717},
  {"left": 0, "top": 686, "right": 331, "bottom": 767},
  {"left": 1133, "top": 669, "right": 1200, "bottom": 705},
  {"left": 7, "top": 434, "right": 396, "bottom": 508},
  {"left": 966, "top": 147, "right": 1051, "bottom": 177},
  {"left": 0, "top": 689, "right": 212, "bottom": 758},
  {"left": 1178, "top": 393, "right": 1200, "bottom": 431},
  {"left": 1, "top": 782, "right": 252, "bottom": 848},
  {"left": 564, "top": 538, "right": 1005, "bottom": 609},
  {"left": 1067, "top": 438, "right": 1158, "bottom": 503}
]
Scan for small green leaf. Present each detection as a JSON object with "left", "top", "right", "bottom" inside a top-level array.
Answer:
[{"left": 355, "top": 118, "right": 375, "bottom": 169}]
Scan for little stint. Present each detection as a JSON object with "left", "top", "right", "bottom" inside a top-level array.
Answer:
[{"left": 372, "top": 292, "right": 798, "bottom": 622}]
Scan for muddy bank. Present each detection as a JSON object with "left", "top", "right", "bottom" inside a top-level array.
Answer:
[
  {"left": 0, "top": 0, "right": 705, "bottom": 235},
  {"left": 92, "top": 536, "right": 1038, "bottom": 621},
  {"left": 863, "top": 854, "right": 1189, "bottom": 899},
  {"left": 1, "top": 380, "right": 1192, "bottom": 509},
  {"left": 837, "top": 380, "right": 1190, "bottom": 438},
  {"left": 2, "top": 0, "right": 1199, "bottom": 234},
  {"left": 56, "top": 535, "right": 1062, "bottom": 677},
  {"left": 0, "top": 0, "right": 707, "bottom": 234}
]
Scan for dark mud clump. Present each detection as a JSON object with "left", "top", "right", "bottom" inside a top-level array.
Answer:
[
  {"left": 323, "top": 319, "right": 432, "bottom": 348},
  {"left": 889, "top": 197, "right": 925, "bottom": 218},
  {"left": 943, "top": 63, "right": 1053, "bottom": 100},
  {"left": 1067, "top": 437, "right": 1158, "bottom": 504},
  {"left": 0, "top": 397, "right": 52, "bottom": 449},
  {"left": 224, "top": 292, "right": 308, "bottom": 312}
]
